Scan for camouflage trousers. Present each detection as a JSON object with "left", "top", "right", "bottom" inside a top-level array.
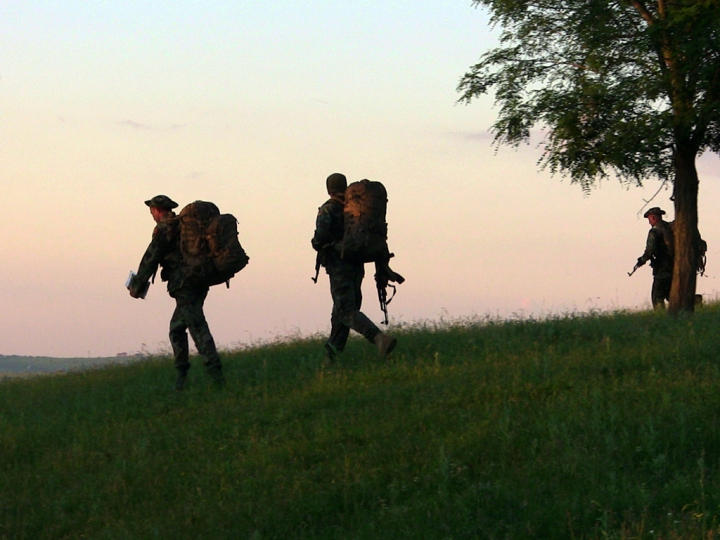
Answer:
[
  {"left": 651, "top": 272, "right": 672, "bottom": 309},
  {"left": 169, "top": 287, "right": 222, "bottom": 373},
  {"left": 326, "top": 260, "right": 381, "bottom": 355}
]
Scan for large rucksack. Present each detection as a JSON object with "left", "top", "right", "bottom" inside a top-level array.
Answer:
[
  {"left": 178, "top": 201, "right": 249, "bottom": 287},
  {"left": 337, "top": 179, "right": 391, "bottom": 263},
  {"left": 698, "top": 236, "right": 708, "bottom": 276}
]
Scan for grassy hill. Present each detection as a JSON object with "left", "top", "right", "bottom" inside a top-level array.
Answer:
[{"left": 2, "top": 307, "right": 720, "bottom": 539}]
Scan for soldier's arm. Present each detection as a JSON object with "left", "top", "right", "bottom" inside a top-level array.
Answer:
[
  {"left": 311, "top": 203, "right": 338, "bottom": 251},
  {"left": 134, "top": 226, "right": 169, "bottom": 284},
  {"left": 639, "top": 229, "right": 659, "bottom": 264}
]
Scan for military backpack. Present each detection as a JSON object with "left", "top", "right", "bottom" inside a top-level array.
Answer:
[
  {"left": 337, "top": 179, "right": 391, "bottom": 263},
  {"left": 178, "top": 201, "right": 249, "bottom": 287}
]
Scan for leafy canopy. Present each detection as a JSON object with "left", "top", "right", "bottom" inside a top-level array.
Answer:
[{"left": 458, "top": 0, "right": 720, "bottom": 191}]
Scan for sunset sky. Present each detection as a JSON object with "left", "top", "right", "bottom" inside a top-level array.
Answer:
[{"left": 2, "top": 1, "right": 719, "bottom": 358}]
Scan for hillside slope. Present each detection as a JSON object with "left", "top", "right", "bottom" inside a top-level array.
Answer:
[{"left": 2, "top": 308, "right": 720, "bottom": 539}]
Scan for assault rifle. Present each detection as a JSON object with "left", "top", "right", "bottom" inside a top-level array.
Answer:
[
  {"left": 311, "top": 251, "right": 323, "bottom": 284},
  {"left": 375, "top": 255, "right": 405, "bottom": 325},
  {"left": 627, "top": 258, "right": 645, "bottom": 277},
  {"left": 311, "top": 244, "right": 331, "bottom": 284}
]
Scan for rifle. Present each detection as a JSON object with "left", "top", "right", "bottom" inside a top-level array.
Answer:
[
  {"left": 311, "top": 251, "right": 322, "bottom": 284},
  {"left": 311, "top": 246, "right": 331, "bottom": 284},
  {"left": 375, "top": 255, "right": 405, "bottom": 325},
  {"left": 376, "top": 280, "right": 396, "bottom": 325},
  {"left": 627, "top": 259, "right": 644, "bottom": 277}
]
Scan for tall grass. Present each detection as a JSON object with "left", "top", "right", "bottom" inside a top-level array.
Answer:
[{"left": 2, "top": 306, "right": 720, "bottom": 539}]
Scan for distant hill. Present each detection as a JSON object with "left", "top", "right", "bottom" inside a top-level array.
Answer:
[{"left": 0, "top": 354, "right": 146, "bottom": 375}]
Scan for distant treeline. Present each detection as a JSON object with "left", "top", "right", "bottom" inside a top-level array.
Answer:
[{"left": 0, "top": 355, "right": 144, "bottom": 374}]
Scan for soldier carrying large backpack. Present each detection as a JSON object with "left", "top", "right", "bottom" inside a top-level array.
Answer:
[
  {"left": 633, "top": 207, "right": 674, "bottom": 309},
  {"left": 631, "top": 206, "right": 707, "bottom": 309},
  {"left": 127, "top": 195, "right": 248, "bottom": 390},
  {"left": 311, "top": 173, "right": 403, "bottom": 363}
]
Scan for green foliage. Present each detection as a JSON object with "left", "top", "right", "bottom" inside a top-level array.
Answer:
[
  {"left": 458, "top": 0, "right": 720, "bottom": 191},
  {"left": 5, "top": 308, "right": 720, "bottom": 538}
]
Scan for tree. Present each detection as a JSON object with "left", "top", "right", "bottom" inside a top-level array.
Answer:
[{"left": 458, "top": 0, "right": 720, "bottom": 314}]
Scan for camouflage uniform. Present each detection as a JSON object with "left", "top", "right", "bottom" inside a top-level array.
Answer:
[
  {"left": 638, "top": 219, "right": 674, "bottom": 309},
  {"left": 312, "top": 197, "right": 381, "bottom": 358},
  {"left": 131, "top": 210, "right": 223, "bottom": 383}
]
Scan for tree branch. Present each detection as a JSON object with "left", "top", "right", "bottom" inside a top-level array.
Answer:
[
  {"left": 629, "top": 0, "right": 657, "bottom": 25},
  {"left": 638, "top": 178, "right": 671, "bottom": 217}
]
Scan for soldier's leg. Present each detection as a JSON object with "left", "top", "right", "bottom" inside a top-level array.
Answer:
[
  {"left": 327, "top": 304, "right": 351, "bottom": 359},
  {"left": 169, "top": 303, "right": 191, "bottom": 390},
  {"left": 347, "top": 263, "right": 396, "bottom": 357},
  {"left": 651, "top": 274, "right": 672, "bottom": 309},
  {"left": 332, "top": 264, "right": 381, "bottom": 344},
  {"left": 169, "top": 304, "right": 191, "bottom": 372},
  {"left": 178, "top": 288, "right": 224, "bottom": 385},
  {"left": 660, "top": 274, "right": 672, "bottom": 304},
  {"left": 326, "top": 270, "right": 351, "bottom": 359},
  {"left": 651, "top": 284, "right": 665, "bottom": 309}
]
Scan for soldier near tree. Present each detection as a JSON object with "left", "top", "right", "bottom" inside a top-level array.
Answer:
[
  {"left": 128, "top": 195, "right": 225, "bottom": 390},
  {"left": 636, "top": 207, "right": 675, "bottom": 309},
  {"left": 312, "top": 173, "right": 397, "bottom": 362}
]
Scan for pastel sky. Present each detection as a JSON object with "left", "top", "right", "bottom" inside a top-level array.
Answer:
[{"left": 2, "top": 1, "right": 719, "bottom": 357}]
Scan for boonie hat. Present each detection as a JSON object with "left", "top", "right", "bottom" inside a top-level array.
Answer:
[
  {"left": 144, "top": 195, "right": 178, "bottom": 211},
  {"left": 643, "top": 207, "right": 666, "bottom": 218}
]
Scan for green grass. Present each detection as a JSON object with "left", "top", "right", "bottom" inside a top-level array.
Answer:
[{"left": 3, "top": 306, "right": 720, "bottom": 539}]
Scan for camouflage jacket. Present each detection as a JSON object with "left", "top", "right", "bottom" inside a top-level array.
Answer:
[
  {"left": 640, "top": 220, "right": 673, "bottom": 274},
  {"left": 134, "top": 213, "right": 185, "bottom": 292},
  {"left": 311, "top": 197, "right": 345, "bottom": 267}
]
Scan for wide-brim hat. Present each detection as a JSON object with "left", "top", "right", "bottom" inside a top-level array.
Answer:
[
  {"left": 643, "top": 207, "right": 666, "bottom": 218},
  {"left": 144, "top": 195, "right": 178, "bottom": 211}
]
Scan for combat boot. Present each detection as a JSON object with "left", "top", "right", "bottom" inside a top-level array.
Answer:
[
  {"left": 374, "top": 333, "right": 397, "bottom": 358},
  {"left": 174, "top": 369, "right": 189, "bottom": 392},
  {"left": 323, "top": 343, "right": 338, "bottom": 365}
]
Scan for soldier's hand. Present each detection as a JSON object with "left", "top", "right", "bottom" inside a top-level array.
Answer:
[
  {"left": 128, "top": 277, "right": 143, "bottom": 298},
  {"left": 636, "top": 257, "right": 645, "bottom": 267}
]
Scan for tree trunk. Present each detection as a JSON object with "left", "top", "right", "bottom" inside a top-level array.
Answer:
[{"left": 668, "top": 148, "right": 699, "bottom": 314}]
